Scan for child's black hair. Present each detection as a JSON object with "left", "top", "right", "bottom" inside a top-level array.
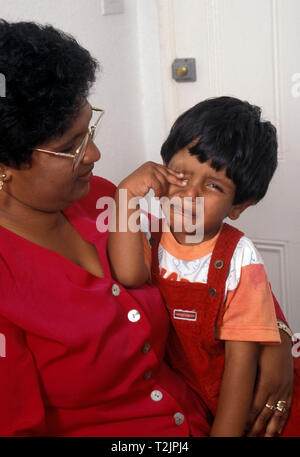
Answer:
[{"left": 161, "top": 96, "right": 278, "bottom": 205}]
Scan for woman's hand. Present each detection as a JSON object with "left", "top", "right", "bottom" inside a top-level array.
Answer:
[{"left": 246, "top": 330, "right": 294, "bottom": 436}]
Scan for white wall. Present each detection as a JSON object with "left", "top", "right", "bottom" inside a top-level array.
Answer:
[
  {"left": 136, "top": 0, "right": 166, "bottom": 163},
  {"left": 0, "top": 0, "right": 154, "bottom": 185}
]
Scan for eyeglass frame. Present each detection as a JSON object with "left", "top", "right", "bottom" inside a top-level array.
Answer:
[{"left": 34, "top": 107, "right": 104, "bottom": 170}]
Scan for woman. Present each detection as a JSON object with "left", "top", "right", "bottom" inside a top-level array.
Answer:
[{"left": 0, "top": 20, "right": 294, "bottom": 437}]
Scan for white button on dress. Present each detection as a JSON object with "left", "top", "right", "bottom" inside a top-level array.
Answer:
[
  {"left": 150, "top": 390, "right": 163, "bottom": 402},
  {"left": 127, "top": 309, "right": 141, "bottom": 323}
]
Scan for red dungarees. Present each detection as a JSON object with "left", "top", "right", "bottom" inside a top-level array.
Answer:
[
  {"left": 151, "top": 222, "right": 243, "bottom": 416},
  {"left": 150, "top": 222, "right": 300, "bottom": 436}
]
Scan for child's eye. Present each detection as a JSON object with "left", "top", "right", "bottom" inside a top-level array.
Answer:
[
  {"left": 207, "top": 182, "right": 224, "bottom": 192},
  {"left": 174, "top": 169, "right": 185, "bottom": 175}
]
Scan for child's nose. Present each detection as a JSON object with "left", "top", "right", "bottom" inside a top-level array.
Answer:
[{"left": 181, "top": 183, "right": 201, "bottom": 199}]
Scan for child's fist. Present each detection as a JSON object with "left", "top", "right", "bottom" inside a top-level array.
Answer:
[{"left": 118, "top": 161, "right": 186, "bottom": 198}]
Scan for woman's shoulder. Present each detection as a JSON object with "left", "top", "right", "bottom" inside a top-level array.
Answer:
[{"left": 89, "top": 175, "right": 117, "bottom": 199}]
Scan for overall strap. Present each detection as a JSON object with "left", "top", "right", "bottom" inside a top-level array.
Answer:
[{"left": 204, "top": 223, "right": 244, "bottom": 344}]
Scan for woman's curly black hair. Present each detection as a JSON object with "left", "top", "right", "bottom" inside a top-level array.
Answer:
[
  {"left": 0, "top": 20, "right": 98, "bottom": 168},
  {"left": 161, "top": 96, "right": 278, "bottom": 205}
]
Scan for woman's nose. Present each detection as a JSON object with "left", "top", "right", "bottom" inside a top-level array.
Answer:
[{"left": 83, "top": 138, "right": 101, "bottom": 164}]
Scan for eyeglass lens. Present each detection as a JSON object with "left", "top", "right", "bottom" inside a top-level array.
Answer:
[
  {"left": 73, "top": 133, "right": 89, "bottom": 170},
  {"left": 73, "top": 109, "right": 103, "bottom": 170}
]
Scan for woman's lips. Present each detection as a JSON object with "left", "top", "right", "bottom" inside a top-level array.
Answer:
[{"left": 77, "top": 167, "right": 94, "bottom": 182}]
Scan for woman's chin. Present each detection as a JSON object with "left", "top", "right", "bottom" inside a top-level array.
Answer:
[{"left": 73, "top": 181, "right": 91, "bottom": 202}]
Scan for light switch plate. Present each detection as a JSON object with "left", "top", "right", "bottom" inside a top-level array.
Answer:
[{"left": 101, "top": 0, "right": 124, "bottom": 15}]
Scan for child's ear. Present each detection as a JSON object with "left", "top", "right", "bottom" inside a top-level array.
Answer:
[{"left": 227, "top": 200, "right": 254, "bottom": 221}]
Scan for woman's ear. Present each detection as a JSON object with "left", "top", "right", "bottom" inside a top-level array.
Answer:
[{"left": 228, "top": 200, "right": 254, "bottom": 221}]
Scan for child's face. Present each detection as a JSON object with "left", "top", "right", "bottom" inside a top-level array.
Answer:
[{"left": 164, "top": 147, "right": 248, "bottom": 244}]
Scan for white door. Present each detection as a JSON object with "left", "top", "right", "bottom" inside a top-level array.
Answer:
[{"left": 151, "top": 0, "right": 300, "bottom": 331}]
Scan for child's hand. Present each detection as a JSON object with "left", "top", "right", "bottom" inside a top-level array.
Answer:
[{"left": 117, "top": 161, "right": 186, "bottom": 198}]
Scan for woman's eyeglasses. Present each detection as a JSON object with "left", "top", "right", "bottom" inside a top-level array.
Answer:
[{"left": 34, "top": 107, "right": 104, "bottom": 170}]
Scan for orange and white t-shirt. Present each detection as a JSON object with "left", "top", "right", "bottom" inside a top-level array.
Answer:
[{"left": 142, "top": 218, "right": 280, "bottom": 344}]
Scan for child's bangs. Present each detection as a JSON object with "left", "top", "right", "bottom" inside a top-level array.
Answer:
[{"left": 188, "top": 142, "right": 235, "bottom": 179}]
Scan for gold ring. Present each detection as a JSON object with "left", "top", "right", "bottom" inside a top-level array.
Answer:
[
  {"left": 276, "top": 400, "right": 288, "bottom": 413},
  {"left": 265, "top": 403, "right": 276, "bottom": 412}
]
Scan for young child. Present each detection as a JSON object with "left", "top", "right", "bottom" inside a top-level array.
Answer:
[{"left": 108, "top": 96, "right": 300, "bottom": 436}]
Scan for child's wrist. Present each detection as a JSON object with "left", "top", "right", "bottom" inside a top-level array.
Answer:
[{"left": 116, "top": 182, "right": 136, "bottom": 200}]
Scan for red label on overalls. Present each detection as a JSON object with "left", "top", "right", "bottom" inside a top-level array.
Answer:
[{"left": 173, "top": 309, "right": 197, "bottom": 321}]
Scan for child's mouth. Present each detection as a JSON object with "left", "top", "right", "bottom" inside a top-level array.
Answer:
[{"left": 172, "top": 204, "right": 195, "bottom": 218}]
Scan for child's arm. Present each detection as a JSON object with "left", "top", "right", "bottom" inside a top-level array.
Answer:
[
  {"left": 107, "top": 162, "right": 185, "bottom": 288},
  {"left": 210, "top": 340, "right": 260, "bottom": 437}
]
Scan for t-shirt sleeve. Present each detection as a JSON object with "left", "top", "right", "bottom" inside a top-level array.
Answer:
[
  {"left": 0, "top": 315, "right": 46, "bottom": 436},
  {"left": 215, "top": 237, "right": 281, "bottom": 344}
]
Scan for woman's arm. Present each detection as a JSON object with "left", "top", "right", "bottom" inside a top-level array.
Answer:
[
  {"left": 107, "top": 162, "right": 185, "bottom": 288},
  {"left": 210, "top": 341, "right": 260, "bottom": 436},
  {"left": 246, "top": 329, "right": 293, "bottom": 436},
  {"left": 272, "top": 289, "right": 289, "bottom": 327},
  {"left": 245, "top": 291, "right": 294, "bottom": 437}
]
